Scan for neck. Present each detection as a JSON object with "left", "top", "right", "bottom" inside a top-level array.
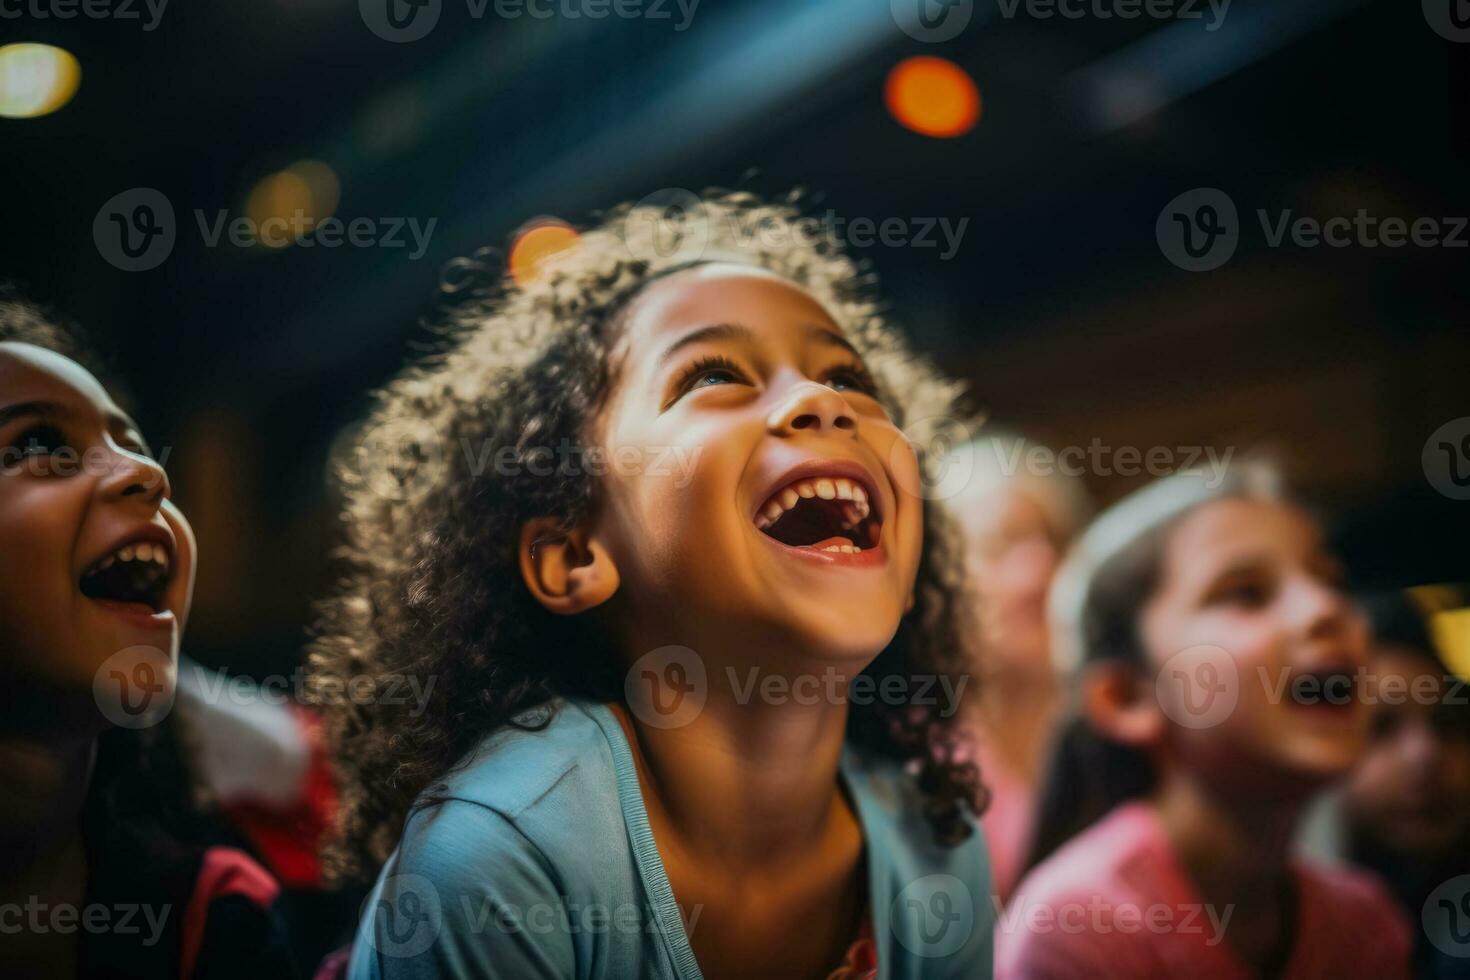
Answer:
[
  {"left": 0, "top": 732, "right": 96, "bottom": 885},
  {"left": 613, "top": 682, "right": 852, "bottom": 870},
  {"left": 1153, "top": 768, "right": 1304, "bottom": 907}
]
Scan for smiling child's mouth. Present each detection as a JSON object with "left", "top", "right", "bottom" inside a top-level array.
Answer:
[
  {"left": 754, "top": 476, "right": 881, "bottom": 555},
  {"left": 79, "top": 542, "right": 172, "bottom": 614}
]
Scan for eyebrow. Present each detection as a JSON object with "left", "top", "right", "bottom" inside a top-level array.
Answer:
[
  {"left": 0, "top": 399, "right": 141, "bottom": 435},
  {"left": 0, "top": 400, "right": 66, "bottom": 428},
  {"left": 657, "top": 321, "right": 861, "bottom": 367}
]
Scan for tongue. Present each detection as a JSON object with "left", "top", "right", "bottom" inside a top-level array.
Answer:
[{"left": 803, "top": 535, "right": 854, "bottom": 551}]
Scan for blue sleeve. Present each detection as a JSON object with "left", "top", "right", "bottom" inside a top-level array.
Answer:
[{"left": 348, "top": 800, "right": 577, "bottom": 980}]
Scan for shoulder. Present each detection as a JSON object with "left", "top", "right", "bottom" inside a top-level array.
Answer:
[
  {"left": 995, "top": 805, "right": 1167, "bottom": 980},
  {"left": 396, "top": 699, "right": 630, "bottom": 887},
  {"left": 1295, "top": 860, "right": 1413, "bottom": 975},
  {"left": 843, "top": 748, "right": 995, "bottom": 977},
  {"left": 433, "top": 699, "right": 617, "bottom": 818},
  {"left": 349, "top": 701, "right": 645, "bottom": 978}
]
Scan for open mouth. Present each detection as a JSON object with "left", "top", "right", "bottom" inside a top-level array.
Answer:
[
  {"left": 754, "top": 475, "right": 882, "bottom": 555},
  {"left": 1287, "top": 667, "right": 1359, "bottom": 711},
  {"left": 79, "top": 541, "right": 173, "bottom": 614}
]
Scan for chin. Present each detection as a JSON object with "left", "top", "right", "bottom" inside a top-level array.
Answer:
[{"left": 789, "top": 604, "right": 902, "bottom": 664}]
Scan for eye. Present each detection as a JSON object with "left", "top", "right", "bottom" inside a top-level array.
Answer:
[
  {"left": 823, "top": 363, "right": 879, "bottom": 397},
  {"left": 13, "top": 423, "right": 70, "bottom": 458},
  {"left": 1207, "top": 575, "right": 1272, "bottom": 608},
  {"left": 674, "top": 355, "right": 749, "bottom": 399},
  {"left": 119, "top": 430, "right": 154, "bottom": 459}
]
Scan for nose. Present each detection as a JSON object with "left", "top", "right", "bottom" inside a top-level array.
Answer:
[
  {"left": 766, "top": 379, "right": 856, "bottom": 437},
  {"left": 99, "top": 444, "right": 170, "bottom": 507},
  {"left": 1290, "top": 572, "right": 1358, "bottom": 646}
]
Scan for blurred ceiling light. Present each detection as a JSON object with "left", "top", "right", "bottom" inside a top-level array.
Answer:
[
  {"left": 243, "top": 159, "right": 341, "bottom": 249},
  {"left": 509, "top": 219, "right": 581, "bottom": 287},
  {"left": 0, "top": 43, "right": 81, "bottom": 119},
  {"left": 885, "top": 56, "right": 980, "bottom": 139}
]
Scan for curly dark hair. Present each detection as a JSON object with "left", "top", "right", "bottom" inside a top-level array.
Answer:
[
  {"left": 308, "top": 191, "right": 986, "bottom": 882},
  {"left": 0, "top": 285, "right": 108, "bottom": 380}
]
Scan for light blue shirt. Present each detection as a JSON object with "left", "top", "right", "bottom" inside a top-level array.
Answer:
[{"left": 350, "top": 699, "right": 993, "bottom": 979}]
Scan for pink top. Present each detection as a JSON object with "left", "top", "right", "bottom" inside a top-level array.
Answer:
[{"left": 995, "top": 802, "right": 1411, "bottom": 980}]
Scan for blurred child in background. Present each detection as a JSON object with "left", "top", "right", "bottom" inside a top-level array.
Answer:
[
  {"left": 997, "top": 462, "right": 1410, "bottom": 979},
  {"left": 1344, "top": 590, "right": 1470, "bottom": 979},
  {"left": 948, "top": 432, "right": 1090, "bottom": 904}
]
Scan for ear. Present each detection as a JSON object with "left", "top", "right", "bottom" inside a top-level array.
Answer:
[
  {"left": 1080, "top": 660, "right": 1164, "bottom": 749},
  {"left": 519, "top": 516, "right": 620, "bottom": 616}
]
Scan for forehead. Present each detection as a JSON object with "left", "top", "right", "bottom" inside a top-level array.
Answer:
[
  {"left": 1165, "top": 496, "right": 1318, "bottom": 568},
  {"left": 0, "top": 342, "right": 115, "bottom": 413},
  {"left": 617, "top": 264, "right": 844, "bottom": 357}
]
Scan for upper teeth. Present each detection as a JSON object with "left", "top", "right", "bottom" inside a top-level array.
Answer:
[
  {"left": 94, "top": 542, "right": 169, "bottom": 573},
  {"left": 754, "top": 477, "right": 871, "bottom": 530}
]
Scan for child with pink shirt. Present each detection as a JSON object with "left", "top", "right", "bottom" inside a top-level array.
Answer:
[{"left": 997, "top": 462, "right": 1411, "bottom": 979}]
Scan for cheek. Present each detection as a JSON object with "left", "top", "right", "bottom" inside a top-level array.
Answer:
[
  {"left": 0, "top": 482, "right": 85, "bottom": 665},
  {"left": 879, "top": 430, "right": 923, "bottom": 557},
  {"left": 600, "top": 415, "right": 755, "bottom": 577}
]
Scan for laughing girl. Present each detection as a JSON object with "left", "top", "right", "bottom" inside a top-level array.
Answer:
[
  {"left": 997, "top": 463, "right": 1410, "bottom": 979},
  {"left": 0, "top": 295, "right": 294, "bottom": 979},
  {"left": 313, "top": 193, "right": 993, "bottom": 979}
]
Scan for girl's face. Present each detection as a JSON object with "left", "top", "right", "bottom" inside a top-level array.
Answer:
[
  {"left": 1139, "top": 497, "right": 1369, "bottom": 785},
  {"left": 0, "top": 343, "right": 195, "bottom": 729},
  {"left": 962, "top": 486, "right": 1060, "bottom": 669},
  {"left": 591, "top": 264, "right": 923, "bottom": 667}
]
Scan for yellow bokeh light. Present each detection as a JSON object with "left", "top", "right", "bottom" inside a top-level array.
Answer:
[
  {"left": 243, "top": 159, "right": 341, "bottom": 249},
  {"left": 0, "top": 44, "right": 81, "bottom": 119},
  {"left": 885, "top": 56, "right": 981, "bottom": 139},
  {"left": 509, "top": 220, "right": 581, "bottom": 287}
]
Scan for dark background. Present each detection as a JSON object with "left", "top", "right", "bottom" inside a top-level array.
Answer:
[{"left": 3, "top": 0, "right": 1467, "bottom": 675}]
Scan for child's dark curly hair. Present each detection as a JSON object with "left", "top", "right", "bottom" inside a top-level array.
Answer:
[{"left": 308, "top": 191, "right": 985, "bottom": 882}]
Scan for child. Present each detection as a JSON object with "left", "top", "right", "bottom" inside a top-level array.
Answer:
[
  {"left": 1344, "top": 590, "right": 1470, "bottom": 977},
  {"left": 312, "top": 193, "right": 993, "bottom": 978},
  {"left": 945, "top": 431, "right": 1090, "bottom": 905},
  {"left": 997, "top": 462, "right": 1411, "bottom": 979},
  {"left": 0, "top": 294, "right": 295, "bottom": 979}
]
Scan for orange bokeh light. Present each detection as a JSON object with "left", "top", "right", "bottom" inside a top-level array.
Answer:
[
  {"left": 509, "top": 220, "right": 581, "bottom": 286},
  {"left": 884, "top": 56, "right": 981, "bottom": 139}
]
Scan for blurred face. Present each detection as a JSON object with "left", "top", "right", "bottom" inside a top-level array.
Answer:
[
  {"left": 1344, "top": 647, "right": 1470, "bottom": 858},
  {"left": 592, "top": 264, "right": 923, "bottom": 668},
  {"left": 961, "top": 486, "right": 1061, "bottom": 669},
  {"left": 1139, "top": 497, "right": 1370, "bottom": 788},
  {"left": 0, "top": 343, "right": 195, "bottom": 733}
]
